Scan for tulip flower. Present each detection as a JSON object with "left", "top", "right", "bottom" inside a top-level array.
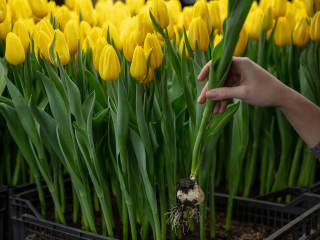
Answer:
[
  {"left": 293, "top": 17, "right": 310, "bottom": 47},
  {"left": 173, "top": 26, "right": 180, "bottom": 45},
  {"left": 11, "top": 0, "right": 32, "bottom": 22},
  {"left": 285, "top": 5, "right": 296, "bottom": 32},
  {"left": 64, "top": 20, "right": 80, "bottom": 55},
  {"left": 90, "top": 27, "right": 102, "bottom": 45},
  {"left": 34, "top": 30, "right": 51, "bottom": 62},
  {"left": 82, "top": 36, "right": 94, "bottom": 54},
  {"left": 261, "top": 5, "right": 273, "bottom": 31},
  {"left": 188, "top": 17, "right": 209, "bottom": 52},
  {"left": 23, "top": 18, "right": 36, "bottom": 38},
  {"left": 36, "top": 19, "right": 54, "bottom": 38},
  {"left": 30, "top": 0, "right": 49, "bottom": 18},
  {"left": 126, "top": 0, "right": 144, "bottom": 15},
  {"left": 12, "top": 19, "right": 31, "bottom": 54},
  {"left": 143, "top": 68, "right": 154, "bottom": 84},
  {"left": 214, "top": 33, "right": 222, "bottom": 47},
  {"left": 179, "top": 32, "right": 190, "bottom": 59},
  {"left": 79, "top": 21, "right": 92, "bottom": 49},
  {"left": 0, "top": 0, "right": 7, "bottom": 23},
  {"left": 123, "top": 31, "right": 138, "bottom": 62},
  {"left": 157, "top": 15, "right": 174, "bottom": 41},
  {"left": 208, "top": 1, "right": 221, "bottom": 30},
  {"left": 192, "top": 0, "right": 212, "bottom": 35},
  {"left": 0, "top": 11, "right": 11, "bottom": 40},
  {"left": 311, "top": 11, "right": 320, "bottom": 42},
  {"left": 79, "top": 0, "right": 94, "bottom": 26},
  {"left": 55, "top": 6, "right": 71, "bottom": 32},
  {"left": 166, "top": 0, "right": 181, "bottom": 24},
  {"left": 99, "top": 45, "right": 121, "bottom": 81},
  {"left": 250, "top": 1, "right": 259, "bottom": 13},
  {"left": 306, "top": 0, "right": 314, "bottom": 17},
  {"left": 183, "top": 6, "right": 193, "bottom": 30},
  {"left": 234, "top": 27, "right": 248, "bottom": 56},
  {"left": 151, "top": 0, "right": 169, "bottom": 29},
  {"left": 316, "top": 0, "right": 320, "bottom": 12},
  {"left": 120, "top": 17, "right": 136, "bottom": 45},
  {"left": 274, "top": 17, "right": 291, "bottom": 47},
  {"left": 49, "top": 29, "right": 70, "bottom": 66},
  {"left": 248, "top": 8, "right": 263, "bottom": 40},
  {"left": 5, "top": 32, "right": 25, "bottom": 66},
  {"left": 102, "top": 21, "right": 122, "bottom": 51},
  {"left": 135, "top": 10, "right": 153, "bottom": 45},
  {"left": 93, "top": 37, "right": 108, "bottom": 71},
  {"left": 273, "top": 0, "right": 287, "bottom": 20},
  {"left": 130, "top": 46, "right": 147, "bottom": 81},
  {"left": 144, "top": 33, "right": 163, "bottom": 69}
]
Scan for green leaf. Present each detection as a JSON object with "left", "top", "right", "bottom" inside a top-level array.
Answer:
[
  {"left": 85, "top": 69, "right": 107, "bottom": 107},
  {"left": 183, "top": 26, "right": 194, "bottom": 59},
  {"left": 149, "top": 9, "right": 165, "bottom": 38},
  {"left": 0, "top": 59, "right": 7, "bottom": 96},
  {"left": 112, "top": 38, "right": 122, "bottom": 63}
]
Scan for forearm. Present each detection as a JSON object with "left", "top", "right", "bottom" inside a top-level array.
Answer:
[{"left": 277, "top": 86, "right": 320, "bottom": 148}]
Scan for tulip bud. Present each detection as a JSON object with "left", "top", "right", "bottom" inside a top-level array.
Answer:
[
  {"left": 214, "top": 33, "right": 222, "bottom": 47},
  {"left": 310, "top": 11, "right": 320, "bottom": 42},
  {"left": 285, "top": 4, "right": 296, "bottom": 32},
  {"left": 208, "top": 1, "right": 221, "bottom": 30},
  {"left": 93, "top": 37, "right": 108, "bottom": 71},
  {"left": 144, "top": 33, "right": 163, "bottom": 69},
  {"left": 64, "top": 20, "right": 80, "bottom": 55},
  {"left": 259, "top": 0, "right": 272, "bottom": 12},
  {"left": 135, "top": 10, "right": 153, "bottom": 45},
  {"left": 120, "top": 17, "right": 136, "bottom": 45},
  {"left": 90, "top": 27, "right": 102, "bottom": 45},
  {"left": 5, "top": 32, "right": 25, "bottom": 65},
  {"left": 55, "top": 6, "right": 71, "bottom": 32},
  {"left": 30, "top": 0, "right": 49, "bottom": 18},
  {"left": 49, "top": 29, "right": 70, "bottom": 66},
  {"left": 261, "top": 5, "right": 273, "bottom": 31},
  {"left": 0, "top": 11, "right": 11, "bottom": 40},
  {"left": 188, "top": 17, "right": 209, "bottom": 52},
  {"left": 248, "top": 8, "right": 263, "bottom": 40},
  {"left": 99, "top": 45, "right": 121, "bottom": 81},
  {"left": 179, "top": 32, "right": 190, "bottom": 59},
  {"left": 157, "top": 15, "right": 174, "bottom": 41},
  {"left": 173, "top": 26, "right": 180, "bottom": 45},
  {"left": 192, "top": 0, "right": 212, "bottom": 35},
  {"left": 306, "top": 0, "right": 314, "bottom": 17},
  {"left": 274, "top": 17, "right": 291, "bottom": 47},
  {"left": 273, "top": 0, "right": 287, "bottom": 20},
  {"left": 130, "top": 46, "right": 147, "bottom": 81},
  {"left": 82, "top": 35, "right": 94, "bottom": 54},
  {"left": 183, "top": 6, "right": 192, "bottom": 30},
  {"left": 12, "top": 19, "right": 31, "bottom": 54},
  {"left": 234, "top": 27, "right": 248, "bottom": 56},
  {"left": 36, "top": 19, "right": 54, "bottom": 38},
  {"left": 293, "top": 17, "right": 310, "bottom": 47},
  {"left": 0, "top": 0, "right": 7, "bottom": 23},
  {"left": 102, "top": 21, "right": 123, "bottom": 51},
  {"left": 79, "top": 20, "right": 92, "bottom": 49},
  {"left": 79, "top": 0, "right": 94, "bottom": 26},
  {"left": 143, "top": 68, "right": 154, "bottom": 84},
  {"left": 126, "top": 0, "right": 144, "bottom": 15},
  {"left": 123, "top": 32, "right": 138, "bottom": 62},
  {"left": 151, "top": 0, "right": 169, "bottom": 29},
  {"left": 316, "top": 0, "right": 320, "bottom": 12},
  {"left": 34, "top": 30, "right": 50, "bottom": 61},
  {"left": 250, "top": 1, "right": 259, "bottom": 13},
  {"left": 11, "top": 0, "right": 32, "bottom": 22}
]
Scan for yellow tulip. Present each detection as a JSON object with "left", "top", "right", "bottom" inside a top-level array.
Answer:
[
  {"left": 188, "top": 17, "right": 209, "bottom": 52},
  {"left": 208, "top": 1, "right": 221, "bottom": 30},
  {"left": 130, "top": 46, "right": 147, "bottom": 81},
  {"left": 248, "top": 8, "right": 263, "bottom": 40},
  {"left": 23, "top": 18, "right": 36, "bottom": 38},
  {"left": 260, "top": 0, "right": 272, "bottom": 12},
  {"left": 79, "top": 20, "right": 92, "bottom": 49},
  {"left": 0, "top": 11, "right": 11, "bottom": 40},
  {"left": 82, "top": 35, "right": 94, "bottom": 54},
  {"left": 234, "top": 27, "right": 248, "bottom": 56},
  {"left": 36, "top": 19, "right": 54, "bottom": 38},
  {"left": 285, "top": 4, "right": 296, "bottom": 32},
  {"left": 144, "top": 33, "right": 163, "bottom": 69},
  {"left": 179, "top": 33, "right": 190, "bottom": 59},
  {"left": 47, "top": 1, "right": 58, "bottom": 18},
  {"left": 55, "top": 6, "right": 71, "bottom": 32},
  {"left": 0, "top": 0, "right": 7, "bottom": 23},
  {"left": 273, "top": 0, "right": 287, "bottom": 20},
  {"left": 90, "top": 27, "right": 102, "bottom": 46},
  {"left": 5, "top": 32, "right": 25, "bottom": 65},
  {"left": 11, "top": 0, "right": 32, "bottom": 22},
  {"left": 29, "top": 0, "right": 48, "bottom": 18},
  {"left": 267, "top": 19, "right": 276, "bottom": 37},
  {"left": 173, "top": 26, "right": 180, "bottom": 45},
  {"left": 64, "top": 20, "right": 80, "bottom": 55},
  {"left": 166, "top": 0, "right": 181, "bottom": 24},
  {"left": 293, "top": 17, "right": 310, "bottom": 47},
  {"left": 274, "top": 17, "right": 291, "bottom": 47},
  {"left": 261, "top": 5, "right": 273, "bottom": 31},
  {"left": 192, "top": 0, "right": 212, "bottom": 35},
  {"left": 112, "top": 7, "right": 130, "bottom": 34},
  {"left": 306, "top": 0, "right": 314, "bottom": 17},
  {"left": 126, "top": 0, "right": 144, "bottom": 15},
  {"left": 120, "top": 17, "right": 136, "bottom": 46},
  {"left": 135, "top": 10, "right": 153, "bottom": 45},
  {"left": 151, "top": 0, "right": 169, "bottom": 29},
  {"left": 99, "top": 45, "right": 120, "bottom": 81},
  {"left": 250, "top": 1, "right": 259, "bottom": 12},
  {"left": 316, "top": 0, "right": 320, "bottom": 11},
  {"left": 143, "top": 68, "right": 154, "bottom": 84},
  {"left": 123, "top": 31, "right": 138, "bottom": 62},
  {"left": 49, "top": 29, "right": 70, "bottom": 66},
  {"left": 34, "top": 30, "right": 50, "bottom": 62},
  {"left": 310, "top": 11, "right": 320, "bottom": 41},
  {"left": 102, "top": 21, "right": 122, "bottom": 51},
  {"left": 214, "top": 33, "right": 222, "bottom": 47},
  {"left": 93, "top": 38, "right": 108, "bottom": 71},
  {"left": 79, "top": 0, "right": 94, "bottom": 26},
  {"left": 65, "top": 0, "right": 74, "bottom": 10},
  {"left": 12, "top": 19, "right": 31, "bottom": 54},
  {"left": 183, "top": 6, "right": 193, "bottom": 30},
  {"left": 157, "top": 15, "right": 174, "bottom": 41}
]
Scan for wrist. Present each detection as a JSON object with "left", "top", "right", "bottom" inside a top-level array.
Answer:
[{"left": 275, "top": 85, "right": 300, "bottom": 112}]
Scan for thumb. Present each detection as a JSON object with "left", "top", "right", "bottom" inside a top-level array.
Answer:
[{"left": 206, "top": 86, "right": 244, "bottom": 101}]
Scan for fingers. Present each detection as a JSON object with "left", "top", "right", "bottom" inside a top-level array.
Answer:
[
  {"left": 206, "top": 86, "right": 244, "bottom": 101},
  {"left": 197, "top": 82, "right": 208, "bottom": 104},
  {"left": 197, "top": 60, "right": 212, "bottom": 81}
]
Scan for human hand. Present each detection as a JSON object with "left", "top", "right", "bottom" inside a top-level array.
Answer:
[{"left": 197, "top": 57, "right": 291, "bottom": 114}]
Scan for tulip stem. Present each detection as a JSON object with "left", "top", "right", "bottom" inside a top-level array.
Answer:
[
  {"left": 111, "top": 81, "right": 118, "bottom": 106},
  {"left": 144, "top": 84, "right": 149, "bottom": 101}
]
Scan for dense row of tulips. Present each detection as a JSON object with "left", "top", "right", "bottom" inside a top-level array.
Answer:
[{"left": 0, "top": 0, "right": 320, "bottom": 239}]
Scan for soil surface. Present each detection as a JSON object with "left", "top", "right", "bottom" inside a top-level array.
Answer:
[{"left": 46, "top": 194, "right": 277, "bottom": 240}]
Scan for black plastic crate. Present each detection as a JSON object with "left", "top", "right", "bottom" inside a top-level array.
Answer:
[
  {"left": 0, "top": 185, "right": 7, "bottom": 240},
  {"left": 9, "top": 178, "right": 320, "bottom": 240}
]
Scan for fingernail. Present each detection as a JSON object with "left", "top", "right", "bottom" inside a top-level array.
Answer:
[{"left": 206, "top": 91, "right": 217, "bottom": 99}]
